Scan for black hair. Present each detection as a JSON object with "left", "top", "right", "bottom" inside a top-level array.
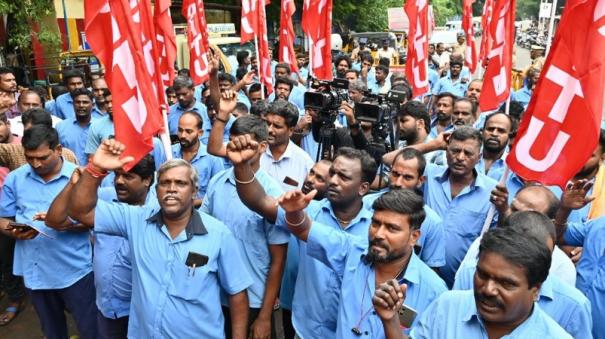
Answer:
[
  {"left": 173, "top": 76, "right": 194, "bottom": 90},
  {"left": 129, "top": 154, "right": 156, "bottom": 186},
  {"left": 62, "top": 70, "right": 84, "bottom": 85},
  {"left": 479, "top": 226, "right": 551, "bottom": 288},
  {"left": 398, "top": 101, "right": 430, "bottom": 134},
  {"left": 236, "top": 50, "right": 250, "bottom": 65},
  {"left": 361, "top": 53, "right": 374, "bottom": 64},
  {"left": 250, "top": 100, "right": 271, "bottom": 117},
  {"left": 17, "top": 90, "right": 44, "bottom": 108},
  {"left": 378, "top": 57, "right": 390, "bottom": 68},
  {"left": 31, "top": 85, "right": 49, "bottom": 101},
  {"left": 268, "top": 99, "right": 298, "bottom": 128},
  {"left": 503, "top": 211, "right": 557, "bottom": 244},
  {"left": 449, "top": 126, "right": 483, "bottom": 145},
  {"left": 165, "top": 86, "right": 175, "bottom": 95},
  {"left": 230, "top": 114, "right": 269, "bottom": 141},
  {"left": 22, "top": 125, "right": 59, "bottom": 150},
  {"left": 180, "top": 111, "right": 204, "bottom": 130},
  {"left": 102, "top": 88, "right": 112, "bottom": 98},
  {"left": 599, "top": 129, "right": 605, "bottom": 152},
  {"left": 372, "top": 189, "right": 426, "bottom": 230},
  {"left": 218, "top": 72, "right": 236, "bottom": 85},
  {"left": 375, "top": 64, "right": 389, "bottom": 75},
  {"left": 275, "top": 63, "right": 292, "bottom": 75},
  {"left": 70, "top": 87, "right": 94, "bottom": 101},
  {"left": 498, "top": 100, "right": 525, "bottom": 122},
  {"left": 335, "top": 147, "right": 378, "bottom": 184},
  {"left": 236, "top": 67, "right": 249, "bottom": 81},
  {"left": 275, "top": 76, "right": 294, "bottom": 92},
  {"left": 345, "top": 69, "right": 360, "bottom": 77},
  {"left": 234, "top": 102, "right": 249, "bottom": 114},
  {"left": 514, "top": 185, "right": 560, "bottom": 219},
  {"left": 51, "top": 85, "right": 69, "bottom": 99},
  {"left": 249, "top": 83, "right": 262, "bottom": 94},
  {"left": 392, "top": 148, "right": 426, "bottom": 177},
  {"left": 21, "top": 108, "right": 52, "bottom": 128},
  {"left": 177, "top": 68, "right": 191, "bottom": 77},
  {"left": 334, "top": 55, "right": 352, "bottom": 68},
  {"left": 0, "top": 67, "right": 13, "bottom": 76},
  {"left": 483, "top": 112, "right": 514, "bottom": 133},
  {"left": 436, "top": 91, "right": 457, "bottom": 104}
]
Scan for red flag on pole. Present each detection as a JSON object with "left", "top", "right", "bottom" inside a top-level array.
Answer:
[
  {"left": 507, "top": 0, "right": 605, "bottom": 188},
  {"left": 182, "top": 0, "right": 211, "bottom": 85},
  {"left": 154, "top": 0, "right": 176, "bottom": 105},
  {"left": 240, "top": 0, "right": 273, "bottom": 94},
  {"left": 405, "top": 0, "right": 430, "bottom": 98},
  {"left": 479, "top": 0, "right": 495, "bottom": 67},
  {"left": 241, "top": 0, "right": 258, "bottom": 44},
  {"left": 462, "top": 0, "right": 478, "bottom": 73},
  {"left": 279, "top": 0, "right": 299, "bottom": 73},
  {"left": 301, "top": 0, "right": 333, "bottom": 80},
  {"left": 85, "top": 0, "right": 163, "bottom": 169},
  {"left": 479, "top": 0, "right": 516, "bottom": 112}
]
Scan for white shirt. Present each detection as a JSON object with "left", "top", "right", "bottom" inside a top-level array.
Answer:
[
  {"left": 377, "top": 47, "right": 396, "bottom": 61},
  {"left": 457, "top": 235, "right": 577, "bottom": 286},
  {"left": 260, "top": 140, "right": 314, "bottom": 192},
  {"left": 9, "top": 115, "right": 62, "bottom": 137}
]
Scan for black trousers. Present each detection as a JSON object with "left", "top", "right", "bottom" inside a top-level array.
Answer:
[{"left": 0, "top": 233, "right": 25, "bottom": 302}]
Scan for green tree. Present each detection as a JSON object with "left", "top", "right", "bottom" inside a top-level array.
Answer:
[{"left": 0, "top": 0, "right": 61, "bottom": 51}]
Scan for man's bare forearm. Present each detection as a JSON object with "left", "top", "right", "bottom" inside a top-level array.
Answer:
[{"left": 228, "top": 291, "right": 250, "bottom": 339}]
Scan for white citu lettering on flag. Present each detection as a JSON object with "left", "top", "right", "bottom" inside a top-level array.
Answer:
[
  {"left": 183, "top": 0, "right": 211, "bottom": 85},
  {"left": 279, "top": 0, "right": 298, "bottom": 72},
  {"left": 85, "top": 0, "right": 164, "bottom": 169},
  {"left": 508, "top": 0, "right": 605, "bottom": 187},
  {"left": 479, "top": 0, "right": 515, "bottom": 112},
  {"left": 405, "top": 0, "right": 430, "bottom": 97}
]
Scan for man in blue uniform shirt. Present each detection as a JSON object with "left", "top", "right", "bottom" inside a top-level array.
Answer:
[
  {"left": 168, "top": 75, "right": 209, "bottom": 137},
  {"left": 61, "top": 141, "right": 253, "bottom": 339},
  {"left": 56, "top": 88, "right": 96, "bottom": 165},
  {"left": 0, "top": 125, "right": 96, "bottom": 339},
  {"left": 373, "top": 226, "right": 572, "bottom": 339},
  {"left": 54, "top": 70, "right": 86, "bottom": 120}
]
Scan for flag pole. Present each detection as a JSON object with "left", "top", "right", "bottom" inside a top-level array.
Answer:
[
  {"left": 546, "top": 0, "right": 558, "bottom": 55},
  {"left": 480, "top": 166, "right": 509, "bottom": 235},
  {"left": 160, "top": 106, "right": 173, "bottom": 161},
  {"left": 308, "top": 35, "right": 313, "bottom": 79},
  {"left": 254, "top": 34, "right": 264, "bottom": 99}
]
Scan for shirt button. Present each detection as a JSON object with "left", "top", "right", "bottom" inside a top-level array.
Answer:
[{"left": 372, "top": 311, "right": 376, "bottom": 315}]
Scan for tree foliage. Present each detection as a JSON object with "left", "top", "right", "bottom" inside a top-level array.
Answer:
[{"left": 0, "top": 0, "right": 61, "bottom": 51}]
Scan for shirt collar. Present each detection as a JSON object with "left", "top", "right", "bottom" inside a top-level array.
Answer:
[
  {"left": 173, "top": 143, "right": 209, "bottom": 162},
  {"left": 538, "top": 275, "right": 554, "bottom": 301},
  {"left": 265, "top": 140, "right": 294, "bottom": 162},
  {"left": 436, "top": 166, "right": 490, "bottom": 190},
  {"left": 320, "top": 199, "right": 373, "bottom": 229},
  {"left": 27, "top": 157, "right": 73, "bottom": 183},
  {"left": 147, "top": 209, "right": 208, "bottom": 240}
]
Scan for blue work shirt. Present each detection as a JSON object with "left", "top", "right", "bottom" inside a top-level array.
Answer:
[
  {"left": 201, "top": 114, "right": 235, "bottom": 146},
  {"left": 307, "top": 222, "right": 447, "bottom": 338},
  {"left": 167, "top": 100, "right": 209, "bottom": 136},
  {"left": 454, "top": 260, "right": 593, "bottom": 339},
  {"left": 276, "top": 199, "right": 373, "bottom": 339},
  {"left": 171, "top": 143, "right": 223, "bottom": 198},
  {"left": 0, "top": 160, "right": 92, "bottom": 289},
  {"left": 363, "top": 191, "right": 446, "bottom": 268},
  {"left": 511, "top": 86, "right": 532, "bottom": 108},
  {"left": 201, "top": 168, "right": 288, "bottom": 307},
  {"left": 429, "top": 117, "right": 453, "bottom": 140},
  {"left": 94, "top": 203, "right": 253, "bottom": 338},
  {"left": 56, "top": 118, "right": 91, "bottom": 166},
  {"left": 85, "top": 115, "right": 114, "bottom": 155},
  {"left": 564, "top": 217, "right": 605, "bottom": 339},
  {"left": 91, "top": 106, "right": 105, "bottom": 120},
  {"left": 94, "top": 186, "right": 159, "bottom": 319},
  {"left": 476, "top": 152, "right": 508, "bottom": 181},
  {"left": 410, "top": 290, "right": 572, "bottom": 338},
  {"left": 45, "top": 99, "right": 57, "bottom": 116},
  {"left": 432, "top": 75, "right": 468, "bottom": 98},
  {"left": 268, "top": 84, "right": 307, "bottom": 113},
  {"left": 422, "top": 164, "right": 498, "bottom": 287},
  {"left": 496, "top": 171, "right": 562, "bottom": 205},
  {"left": 54, "top": 92, "right": 75, "bottom": 120}
]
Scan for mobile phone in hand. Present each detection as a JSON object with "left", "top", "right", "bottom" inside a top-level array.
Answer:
[
  {"left": 398, "top": 304, "right": 418, "bottom": 329},
  {"left": 8, "top": 222, "right": 34, "bottom": 232}
]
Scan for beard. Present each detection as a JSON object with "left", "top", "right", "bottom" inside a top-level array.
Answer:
[
  {"left": 483, "top": 138, "right": 506, "bottom": 153},
  {"left": 366, "top": 238, "right": 407, "bottom": 264},
  {"left": 399, "top": 128, "right": 418, "bottom": 144}
]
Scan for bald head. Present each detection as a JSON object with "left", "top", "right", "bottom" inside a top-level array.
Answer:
[{"left": 511, "top": 185, "right": 560, "bottom": 219}]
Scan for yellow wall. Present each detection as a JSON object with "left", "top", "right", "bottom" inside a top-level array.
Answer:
[{"left": 54, "top": 0, "right": 84, "bottom": 19}]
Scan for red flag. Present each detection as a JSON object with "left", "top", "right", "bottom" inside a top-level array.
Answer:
[
  {"left": 301, "top": 0, "right": 333, "bottom": 80},
  {"left": 85, "top": 0, "right": 163, "bottom": 169},
  {"left": 507, "top": 0, "right": 605, "bottom": 188},
  {"left": 154, "top": 0, "right": 176, "bottom": 105},
  {"left": 405, "top": 0, "right": 430, "bottom": 97},
  {"left": 479, "top": 0, "right": 516, "bottom": 112},
  {"left": 462, "top": 0, "right": 478, "bottom": 73},
  {"left": 182, "top": 0, "right": 211, "bottom": 85},
  {"left": 241, "top": 0, "right": 258, "bottom": 44},
  {"left": 279, "top": 0, "right": 299, "bottom": 73},
  {"left": 479, "top": 0, "right": 495, "bottom": 67}
]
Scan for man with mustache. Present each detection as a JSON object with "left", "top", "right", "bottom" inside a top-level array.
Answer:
[
  {"left": 54, "top": 70, "right": 86, "bottom": 120},
  {"left": 476, "top": 112, "right": 513, "bottom": 181},
  {"left": 56, "top": 88, "right": 95, "bottom": 166},
  {"left": 374, "top": 224, "right": 572, "bottom": 339},
  {"left": 46, "top": 155, "right": 158, "bottom": 338},
  {"left": 429, "top": 92, "right": 456, "bottom": 139},
  {"left": 61, "top": 141, "right": 253, "bottom": 338},
  {"left": 227, "top": 140, "right": 377, "bottom": 338},
  {"left": 451, "top": 98, "right": 476, "bottom": 128},
  {"left": 172, "top": 111, "right": 223, "bottom": 206}
]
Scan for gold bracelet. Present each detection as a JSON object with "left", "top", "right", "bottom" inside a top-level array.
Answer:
[
  {"left": 285, "top": 213, "right": 306, "bottom": 227},
  {"left": 234, "top": 174, "right": 255, "bottom": 185}
]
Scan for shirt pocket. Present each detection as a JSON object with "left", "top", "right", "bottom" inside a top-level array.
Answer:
[
  {"left": 168, "top": 262, "right": 215, "bottom": 302},
  {"left": 449, "top": 208, "right": 485, "bottom": 239}
]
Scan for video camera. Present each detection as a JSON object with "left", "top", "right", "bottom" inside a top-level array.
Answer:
[
  {"left": 354, "top": 89, "right": 407, "bottom": 145},
  {"left": 303, "top": 78, "right": 350, "bottom": 124}
]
